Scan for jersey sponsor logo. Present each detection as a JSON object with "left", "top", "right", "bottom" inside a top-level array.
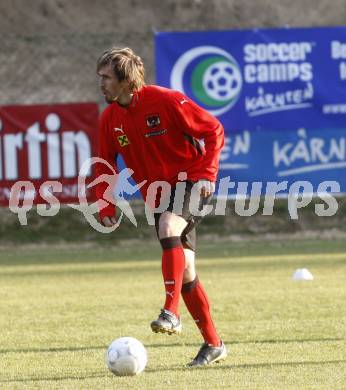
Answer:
[
  {"left": 117, "top": 134, "right": 130, "bottom": 147},
  {"left": 146, "top": 114, "right": 161, "bottom": 128},
  {"left": 144, "top": 129, "right": 167, "bottom": 138},
  {"left": 114, "top": 125, "right": 124, "bottom": 134}
]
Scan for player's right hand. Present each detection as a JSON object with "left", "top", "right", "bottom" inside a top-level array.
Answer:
[{"left": 102, "top": 216, "right": 117, "bottom": 227}]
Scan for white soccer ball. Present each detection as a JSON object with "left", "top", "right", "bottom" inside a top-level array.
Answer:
[
  {"left": 105, "top": 337, "right": 147, "bottom": 376},
  {"left": 203, "top": 61, "right": 242, "bottom": 101}
]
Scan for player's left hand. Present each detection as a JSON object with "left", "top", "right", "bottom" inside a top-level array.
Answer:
[{"left": 196, "top": 180, "right": 215, "bottom": 198}]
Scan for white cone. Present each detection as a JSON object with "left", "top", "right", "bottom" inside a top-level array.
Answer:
[{"left": 292, "top": 268, "right": 314, "bottom": 281}]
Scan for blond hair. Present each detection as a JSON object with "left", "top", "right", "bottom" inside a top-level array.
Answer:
[{"left": 97, "top": 47, "right": 145, "bottom": 91}]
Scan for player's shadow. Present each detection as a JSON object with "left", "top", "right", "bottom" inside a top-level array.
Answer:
[
  {"left": 145, "top": 359, "right": 346, "bottom": 374},
  {"left": 147, "top": 336, "right": 343, "bottom": 349},
  {"left": 0, "top": 337, "right": 342, "bottom": 355}
]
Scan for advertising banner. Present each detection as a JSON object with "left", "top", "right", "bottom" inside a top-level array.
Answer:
[
  {"left": 155, "top": 27, "right": 346, "bottom": 194},
  {"left": 0, "top": 103, "right": 98, "bottom": 205}
]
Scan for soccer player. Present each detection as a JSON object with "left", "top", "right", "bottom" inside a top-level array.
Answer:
[{"left": 95, "top": 47, "right": 227, "bottom": 366}]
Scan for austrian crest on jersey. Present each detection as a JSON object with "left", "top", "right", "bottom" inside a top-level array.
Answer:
[{"left": 146, "top": 114, "right": 160, "bottom": 129}]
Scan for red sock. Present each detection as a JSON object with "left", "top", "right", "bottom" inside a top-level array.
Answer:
[
  {"left": 181, "top": 276, "right": 221, "bottom": 346},
  {"left": 160, "top": 237, "right": 186, "bottom": 316}
]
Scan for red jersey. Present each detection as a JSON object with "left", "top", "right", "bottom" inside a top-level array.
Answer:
[{"left": 96, "top": 85, "right": 224, "bottom": 219}]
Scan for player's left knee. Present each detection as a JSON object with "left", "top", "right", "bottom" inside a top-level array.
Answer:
[
  {"left": 158, "top": 213, "right": 187, "bottom": 239},
  {"left": 182, "top": 269, "right": 197, "bottom": 285},
  {"left": 158, "top": 220, "right": 177, "bottom": 238},
  {"left": 183, "top": 253, "right": 196, "bottom": 282}
]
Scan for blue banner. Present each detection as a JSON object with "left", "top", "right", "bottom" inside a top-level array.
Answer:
[{"left": 155, "top": 27, "right": 346, "bottom": 194}]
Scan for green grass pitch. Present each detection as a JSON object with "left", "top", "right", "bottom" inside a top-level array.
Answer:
[{"left": 0, "top": 239, "right": 345, "bottom": 389}]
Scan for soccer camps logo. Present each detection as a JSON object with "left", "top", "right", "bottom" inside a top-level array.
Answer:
[{"left": 170, "top": 46, "right": 243, "bottom": 116}]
